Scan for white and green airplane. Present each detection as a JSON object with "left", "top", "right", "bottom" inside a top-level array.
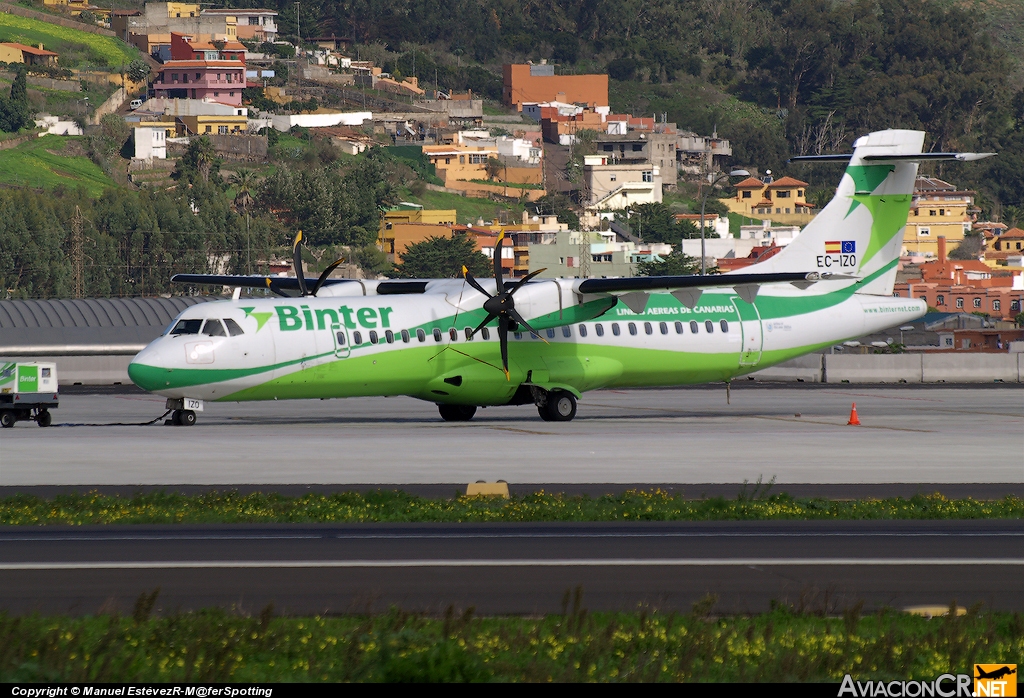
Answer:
[{"left": 128, "top": 129, "right": 992, "bottom": 425}]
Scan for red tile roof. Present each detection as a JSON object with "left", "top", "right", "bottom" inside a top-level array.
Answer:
[
  {"left": 734, "top": 177, "right": 764, "bottom": 188},
  {"left": 1, "top": 42, "right": 57, "bottom": 56},
  {"left": 767, "top": 176, "right": 808, "bottom": 188}
]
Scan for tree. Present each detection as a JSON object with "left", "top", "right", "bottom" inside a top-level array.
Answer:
[
  {"left": 126, "top": 59, "right": 151, "bottom": 85},
  {"left": 177, "top": 136, "right": 221, "bottom": 185},
  {"left": 636, "top": 251, "right": 702, "bottom": 276},
  {"left": 390, "top": 234, "right": 490, "bottom": 279},
  {"left": 0, "top": 67, "right": 31, "bottom": 133},
  {"left": 230, "top": 168, "right": 259, "bottom": 214},
  {"left": 484, "top": 156, "right": 503, "bottom": 181},
  {"left": 349, "top": 243, "right": 392, "bottom": 276},
  {"left": 624, "top": 202, "right": 702, "bottom": 243}
]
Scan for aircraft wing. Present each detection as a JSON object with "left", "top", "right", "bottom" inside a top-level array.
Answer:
[{"left": 573, "top": 271, "right": 850, "bottom": 311}]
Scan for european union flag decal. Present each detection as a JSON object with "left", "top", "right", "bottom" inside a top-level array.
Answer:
[{"left": 841, "top": 240, "right": 856, "bottom": 254}]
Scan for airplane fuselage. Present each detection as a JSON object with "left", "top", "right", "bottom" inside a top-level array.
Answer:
[{"left": 128, "top": 280, "right": 926, "bottom": 406}]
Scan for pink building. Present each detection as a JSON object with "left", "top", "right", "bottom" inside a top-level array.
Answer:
[{"left": 153, "top": 32, "right": 245, "bottom": 106}]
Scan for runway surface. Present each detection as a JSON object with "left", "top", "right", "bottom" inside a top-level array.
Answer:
[
  {"left": 1, "top": 521, "right": 1021, "bottom": 615},
  {"left": 1, "top": 385, "right": 1021, "bottom": 486}
]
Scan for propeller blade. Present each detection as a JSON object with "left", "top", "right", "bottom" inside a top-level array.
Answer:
[
  {"left": 462, "top": 266, "right": 492, "bottom": 298},
  {"left": 292, "top": 230, "right": 308, "bottom": 297},
  {"left": 493, "top": 231, "right": 506, "bottom": 294},
  {"left": 507, "top": 267, "right": 547, "bottom": 296},
  {"left": 509, "top": 308, "right": 548, "bottom": 344},
  {"left": 264, "top": 277, "right": 288, "bottom": 297},
  {"left": 311, "top": 257, "right": 345, "bottom": 296},
  {"left": 498, "top": 316, "right": 510, "bottom": 381},
  {"left": 470, "top": 313, "right": 496, "bottom": 338}
]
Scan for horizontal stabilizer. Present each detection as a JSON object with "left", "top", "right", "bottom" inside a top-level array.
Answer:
[{"left": 789, "top": 152, "right": 995, "bottom": 164}]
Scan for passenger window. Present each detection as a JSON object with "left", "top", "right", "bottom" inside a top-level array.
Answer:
[
  {"left": 369, "top": 330, "right": 379, "bottom": 344},
  {"left": 595, "top": 323, "right": 604, "bottom": 336},
  {"left": 705, "top": 320, "right": 714, "bottom": 334},
  {"left": 612, "top": 323, "right": 621, "bottom": 336},
  {"left": 514, "top": 332, "right": 523, "bottom": 339},
  {"left": 385, "top": 330, "right": 394, "bottom": 344},
  {"left": 353, "top": 331, "right": 362, "bottom": 345},
  {"left": 546, "top": 328, "right": 556, "bottom": 339},
  {"left": 660, "top": 322, "right": 668, "bottom": 335},
  {"left": 432, "top": 328, "right": 442, "bottom": 342},
  {"left": 401, "top": 329, "right": 410, "bottom": 343},
  {"left": 481, "top": 327, "right": 491, "bottom": 340},
  {"left": 720, "top": 320, "right": 729, "bottom": 333},
  {"left": 578, "top": 324, "right": 588, "bottom": 337},
  {"left": 628, "top": 322, "right": 637, "bottom": 336},
  {"left": 171, "top": 319, "right": 202, "bottom": 335},
  {"left": 530, "top": 332, "right": 539, "bottom": 340},
  {"left": 416, "top": 329, "right": 426, "bottom": 342},
  {"left": 336, "top": 331, "right": 346, "bottom": 346},
  {"left": 449, "top": 328, "right": 458, "bottom": 341},
  {"left": 223, "top": 318, "right": 245, "bottom": 336},
  {"left": 562, "top": 326, "right": 571, "bottom": 338},
  {"left": 644, "top": 322, "right": 653, "bottom": 335},
  {"left": 675, "top": 321, "right": 683, "bottom": 334},
  {"left": 690, "top": 321, "right": 699, "bottom": 334},
  {"left": 465, "top": 328, "right": 474, "bottom": 341},
  {"left": 202, "top": 319, "right": 226, "bottom": 336}
]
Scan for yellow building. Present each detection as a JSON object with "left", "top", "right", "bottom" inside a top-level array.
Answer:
[
  {"left": 163, "top": 2, "right": 201, "bottom": 18},
  {"left": 377, "top": 208, "right": 459, "bottom": 263},
  {"left": 422, "top": 144, "right": 499, "bottom": 186},
  {"left": 726, "top": 176, "right": 816, "bottom": 226},
  {"left": 177, "top": 114, "right": 247, "bottom": 136},
  {"left": 902, "top": 176, "right": 975, "bottom": 257}
]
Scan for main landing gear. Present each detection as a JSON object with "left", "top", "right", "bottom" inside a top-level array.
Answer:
[
  {"left": 438, "top": 404, "right": 477, "bottom": 422},
  {"left": 537, "top": 390, "right": 577, "bottom": 422},
  {"left": 436, "top": 389, "right": 579, "bottom": 423}
]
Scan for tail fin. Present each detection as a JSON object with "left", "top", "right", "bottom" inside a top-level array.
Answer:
[{"left": 742, "top": 129, "right": 923, "bottom": 295}]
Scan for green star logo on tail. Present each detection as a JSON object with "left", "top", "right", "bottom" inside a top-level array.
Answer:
[{"left": 240, "top": 306, "right": 273, "bottom": 332}]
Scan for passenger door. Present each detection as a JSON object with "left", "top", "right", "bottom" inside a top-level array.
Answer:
[{"left": 730, "top": 296, "right": 763, "bottom": 367}]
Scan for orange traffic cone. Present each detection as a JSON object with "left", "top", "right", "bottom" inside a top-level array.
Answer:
[{"left": 847, "top": 402, "right": 861, "bottom": 426}]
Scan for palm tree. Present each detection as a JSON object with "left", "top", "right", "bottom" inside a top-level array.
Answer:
[{"left": 230, "top": 168, "right": 260, "bottom": 274}]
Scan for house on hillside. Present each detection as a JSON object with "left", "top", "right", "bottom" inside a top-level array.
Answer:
[
  {"left": 0, "top": 43, "right": 58, "bottom": 67},
  {"left": 152, "top": 33, "right": 246, "bottom": 107},
  {"left": 902, "top": 176, "right": 976, "bottom": 257},
  {"left": 582, "top": 154, "right": 663, "bottom": 216},
  {"left": 725, "top": 175, "right": 816, "bottom": 226},
  {"left": 503, "top": 62, "right": 608, "bottom": 111}
]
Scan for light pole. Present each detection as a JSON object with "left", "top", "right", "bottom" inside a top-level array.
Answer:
[{"left": 699, "top": 169, "right": 749, "bottom": 275}]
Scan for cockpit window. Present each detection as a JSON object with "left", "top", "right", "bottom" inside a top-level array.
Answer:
[
  {"left": 170, "top": 319, "right": 202, "bottom": 335},
  {"left": 202, "top": 319, "right": 227, "bottom": 337},
  {"left": 223, "top": 318, "right": 245, "bottom": 336}
]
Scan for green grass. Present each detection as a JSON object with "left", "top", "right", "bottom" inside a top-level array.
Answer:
[
  {"left": 403, "top": 187, "right": 526, "bottom": 224},
  {"left": 2, "top": 604, "right": 1021, "bottom": 681},
  {"left": 0, "top": 13, "right": 139, "bottom": 68},
  {"left": 2, "top": 490, "right": 1022, "bottom": 525},
  {"left": 466, "top": 178, "right": 543, "bottom": 190},
  {"left": 0, "top": 135, "right": 113, "bottom": 196}
]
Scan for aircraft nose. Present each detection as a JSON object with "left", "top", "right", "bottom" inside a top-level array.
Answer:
[{"left": 128, "top": 346, "right": 167, "bottom": 392}]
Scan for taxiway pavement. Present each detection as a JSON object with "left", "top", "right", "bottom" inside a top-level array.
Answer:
[
  {"left": 1, "top": 385, "right": 1021, "bottom": 486},
  {"left": 1, "top": 520, "right": 1021, "bottom": 615}
]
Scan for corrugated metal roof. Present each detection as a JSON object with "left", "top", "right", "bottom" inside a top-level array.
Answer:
[{"left": 0, "top": 297, "right": 218, "bottom": 351}]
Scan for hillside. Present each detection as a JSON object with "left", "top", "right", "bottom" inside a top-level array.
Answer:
[
  {"left": 0, "top": 12, "right": 139, "bottom": 68},
  {"left": 0, "top": 135, "right": 114, "bottom": 195}
]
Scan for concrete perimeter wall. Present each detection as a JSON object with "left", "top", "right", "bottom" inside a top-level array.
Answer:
[{"left": 752, "top": 353, "right": 1022, "bottom": 383}]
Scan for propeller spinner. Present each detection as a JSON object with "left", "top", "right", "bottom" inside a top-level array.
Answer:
[{"left": 462, "top": 232, "right": 547, "bottom": 380}]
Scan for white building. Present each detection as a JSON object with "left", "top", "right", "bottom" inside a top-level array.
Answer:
[
  {"left": 34, "top": 115, "right": 83, "bottom": 136},
  {"left": 583, "top": 154, "right": 663, "bottom": 219},
  {"left": 270, "top": 111, "right": 372, "bottom": 131},
  {"left": 680, "top": 222, "right": 802, "bottom": 265},
  {"left": 131, "top": 122, "right": 175, "bottom": 159}
]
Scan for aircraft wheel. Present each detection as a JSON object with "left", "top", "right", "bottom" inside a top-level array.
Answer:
[
  {"left": 36, "top": 410, "right": 52, "bottom": 428},
  {"left": 438, "top": 404, "right": 477, "bottom": 422},
  {"left": 541, "top": 391, "right": 577, "bottom": 422},
  {"left": 0, "top": 410, "right": 14, "bottom": 428},
  {"left": 178, "top": 410, "right": 197, "bottom": 427}
]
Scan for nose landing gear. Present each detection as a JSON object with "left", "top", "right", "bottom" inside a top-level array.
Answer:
[{"left": 169, "top": 409, "right": 197, "bottom": 426}]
